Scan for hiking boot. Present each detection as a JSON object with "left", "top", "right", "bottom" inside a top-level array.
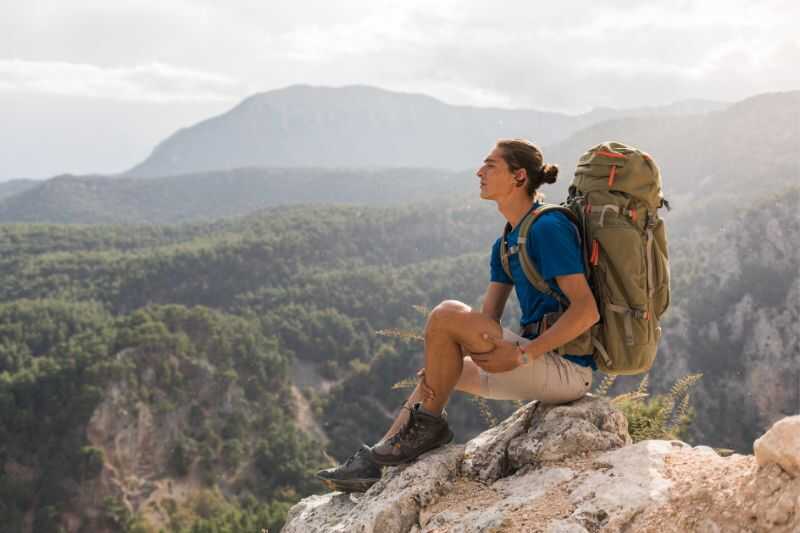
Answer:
[
  {"left": 316, "top": 444, "right": 382, "bottom": 492},
  {"left": 370, "top": 404, "right": 454, "bottom": 466}
]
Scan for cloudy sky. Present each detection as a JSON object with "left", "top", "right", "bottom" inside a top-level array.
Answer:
[{"left": 1, "top": 0, "right": 799, "bottom": 180}]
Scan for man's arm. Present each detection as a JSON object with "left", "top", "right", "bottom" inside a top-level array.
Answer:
[
  {"left": 481, "top": 282, "right": 513, "bottom": 322},
  {"left": 521, "top": 273, "right": 599, "bottom": 358}
]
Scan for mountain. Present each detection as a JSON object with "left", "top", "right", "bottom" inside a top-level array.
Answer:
[
  {"left": 0, "top": 168, "right": 475, "bottom": 225},
  {"left": 0, "top": 178, "right": 38, "bottom": 201},
  {"left": 125, "top": 85, "right": 726, "bottom": 178}
]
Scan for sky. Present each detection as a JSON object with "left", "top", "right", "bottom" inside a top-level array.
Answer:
[{"left": 1, "top": 0, "right": 799, "bottom": 180}]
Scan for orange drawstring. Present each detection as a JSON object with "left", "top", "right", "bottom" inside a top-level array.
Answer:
[
  {"left": 608, "top": 165, "right": 617, "bottom": 187},
  {"left": 590, "top": 240, "right": 600, "bottom": 266}
]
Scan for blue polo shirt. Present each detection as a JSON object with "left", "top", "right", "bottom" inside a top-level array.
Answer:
[{"left": 490, "top": 204, "right": 597, "bottom": 370}]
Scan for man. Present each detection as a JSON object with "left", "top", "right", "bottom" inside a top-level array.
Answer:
[{"left": 317, "top": 138, "right": 599, "bottom": 492}]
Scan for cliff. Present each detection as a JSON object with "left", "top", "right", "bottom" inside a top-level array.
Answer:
[{"left": 283, "top": 396, "right": 800, "bottom": 532}]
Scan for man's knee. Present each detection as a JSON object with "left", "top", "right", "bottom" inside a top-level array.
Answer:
[{"left": 427, "top": 300, "right": 471, "bottom": 332}]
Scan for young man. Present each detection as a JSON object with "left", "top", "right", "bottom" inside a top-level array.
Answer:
[{"left": 317, "top": 139, "right": 599, "bottom": 492}]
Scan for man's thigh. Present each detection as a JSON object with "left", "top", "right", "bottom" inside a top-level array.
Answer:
[{"left": 429, "top": 300, "right": 503, "bottom": 355}]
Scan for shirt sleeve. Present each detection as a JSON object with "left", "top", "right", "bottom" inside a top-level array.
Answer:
[
  {"left": 528, "top": 212, "right": 585, "bottom": 283},
  {"left": 490, "top": 238, "right": 513, "bottom": 284}
]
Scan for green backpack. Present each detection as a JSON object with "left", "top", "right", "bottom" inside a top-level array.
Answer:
[{"left": 500, "top": 141, "right": 670, "bottom": 375}]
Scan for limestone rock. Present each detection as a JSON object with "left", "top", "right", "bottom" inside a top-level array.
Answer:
[
  {"left": 460, "top": 401, "right": 537, "bottom": 482},
  {"left": 507, "top": 395, "right": 631, "bottom": 470},
  {"left": 754, "top": 415, "right": 800, "bottom": 477},
  {"left": 283, "top": 444, "right": 463, "bottom": 533},
  {"left": 285, "top": 397, "right": 800, "bottom": 533},
  {"left": 568, "top": 440, "right": 674, "bottom": 530}
]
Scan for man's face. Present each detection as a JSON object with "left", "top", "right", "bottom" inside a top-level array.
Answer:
[{"left": 477, "top": 146, "right": 516, "bottom": 201}]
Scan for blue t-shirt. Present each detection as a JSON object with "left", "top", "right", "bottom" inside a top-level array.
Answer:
[{"left": 490, "top": 204, "right": 597, "bottom": 370}]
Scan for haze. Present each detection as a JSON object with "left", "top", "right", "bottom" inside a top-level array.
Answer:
[{"left": 1, "top": 0, "right": 799, "bottom": 180}]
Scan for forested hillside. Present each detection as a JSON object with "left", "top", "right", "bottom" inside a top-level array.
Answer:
[
  {"left": 653, "top": 187, "right": 800, "bottom": 452},
  {"left": 2, "top": 180, "right": 797, "bottom": 530},
  {"left": 0, "top": 199, "right": 512, "bottom": 532}
]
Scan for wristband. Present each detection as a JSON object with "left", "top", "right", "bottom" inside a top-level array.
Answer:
[{"left": 515, "top": 341, "right": 530, "bottom": 365}]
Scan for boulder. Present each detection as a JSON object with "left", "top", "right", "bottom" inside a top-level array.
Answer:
[
  {"left": 754, "top": 415, "right": 800, "bottom": 477},
  {"left": 506, "top": 395, "right": 631, "bottom": 470}
]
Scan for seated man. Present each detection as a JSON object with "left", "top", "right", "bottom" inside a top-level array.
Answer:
[{"left": 317, "top": 138, "right": 599, "bottom": 492}]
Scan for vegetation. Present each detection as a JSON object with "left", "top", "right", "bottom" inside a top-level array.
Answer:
[
  {"left": 595, "top": 373, "right": 702, "bottom": 442},
  {"left": 0, "top": 183, "right": 795, "bottom": 530}
]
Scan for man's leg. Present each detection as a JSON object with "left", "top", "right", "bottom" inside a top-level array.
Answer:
[
  {"left": 419, "top": 300, "right": 501, "bottom": 414},
  {"left": 371, "top": 300, "right": 501, "bottom": 465},
  {"left": 318, "top": 300, "right": 497, "bottom": 486}
]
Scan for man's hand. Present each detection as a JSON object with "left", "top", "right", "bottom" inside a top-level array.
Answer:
[{"left": 470, "top": 333, "right": 529, "bottom": 374}]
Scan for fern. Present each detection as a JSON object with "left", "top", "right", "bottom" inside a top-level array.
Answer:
[
  {"left": 411, "top": 305, "right": 430, "bottom": 318},
  {"left": 474, "top": 397, "right": 498, "bottom": 427},
  {"left": 613, "top": 373, "right": 703, "bottom": 442},
  {"left": 593, "top": 374, "right": 617, "bottom": 397},
  {"left": 636, "top": 374, "right": 649, "bottom": 395},
  {"left": 391, "top": 377, "right": 418, "bottom": 390},
  {"left": 376, "top": 328, "right": 424, "bottom": 343}
]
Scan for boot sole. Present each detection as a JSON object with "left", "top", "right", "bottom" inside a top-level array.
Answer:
[
  {"left": 318, "top": 476, "right": 380, "bottom": 493},
  {"left": 370, "top": 429, "right": 454, "bottom": 466}
]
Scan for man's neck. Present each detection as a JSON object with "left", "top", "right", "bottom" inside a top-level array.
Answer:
[{"left": 497, "top": 195, "right": 536, "bottom": 230}]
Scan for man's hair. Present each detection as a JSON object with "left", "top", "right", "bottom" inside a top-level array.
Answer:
[{"left": 496, "top": 138, "right": 559, "bottom": 199}]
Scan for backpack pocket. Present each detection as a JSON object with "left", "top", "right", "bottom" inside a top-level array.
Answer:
[
  {"left": 651, "top": 220, "right": 670, "bottom": 320},
  {"left": 592, "top": 222, "right": 651, "bottom": 349}
]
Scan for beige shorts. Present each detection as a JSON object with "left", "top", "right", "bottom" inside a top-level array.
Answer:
[{"left": 476, "top": 328, "right": 593, "bottom": 404}]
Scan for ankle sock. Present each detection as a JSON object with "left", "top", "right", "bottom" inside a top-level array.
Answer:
[{"left": 418, "top": 405, "right": 442, "bottom": 418}]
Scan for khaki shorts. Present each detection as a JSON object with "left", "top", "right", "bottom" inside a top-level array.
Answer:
[{"left": 476, "top": 328, "right": 593, "bottom": 404}]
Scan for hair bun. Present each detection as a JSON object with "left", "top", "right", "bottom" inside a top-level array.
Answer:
[{"left": 540, "top": 164, "right": 559, "bottom": 184}]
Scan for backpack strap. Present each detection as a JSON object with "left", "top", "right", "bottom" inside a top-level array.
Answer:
[
  {"left": 517, "top": 204, "right": 581, "bottom": 309},
  {"left": 499, "top": 222, "right": 514, "bottom": 281}
]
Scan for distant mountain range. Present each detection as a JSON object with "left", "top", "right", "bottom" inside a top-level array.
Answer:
[
  {"left": 2, "top": 88, "right": 797, "bottom": 226},
  {"left": 125, "top": 84, "right": 726, "bottom": 178}
]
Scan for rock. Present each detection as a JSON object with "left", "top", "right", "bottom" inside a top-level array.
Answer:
[
  {"left": 461, "top": 401, "right": 538, "bottom": 482},
  {"left": 507, "top": 395, "right": 631, "bottom": 470},
  {"left": 753, "top": 415, "right": 800, "bottom": 477},
  {"left": 568, "top": 440, "right": 674, "bottom": 530},
  {"left": 545, "top": 520, "right": 589, "bottom": 533},
  {"left": 282, "top": 445, "right": 463, "bottom": 533}
]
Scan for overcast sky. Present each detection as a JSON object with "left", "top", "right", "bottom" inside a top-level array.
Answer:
[{"left": 2, "top": 0, "right": 799, "bottom": 180}]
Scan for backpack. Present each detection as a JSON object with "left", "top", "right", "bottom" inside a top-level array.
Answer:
[{"left": 499, "top": 141, "right": 670, "bottom": 375}]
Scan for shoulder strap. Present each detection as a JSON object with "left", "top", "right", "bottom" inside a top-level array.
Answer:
[
  {"left": 517, "top": 204, "right": 579, "bottom": 309},
  {"left": 499, "top": 222, "right": 513, "bottom": 281}
]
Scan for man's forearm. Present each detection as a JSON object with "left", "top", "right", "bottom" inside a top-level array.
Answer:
[{"left": 522, "top": 300, "right": 598, "bottom": 357}]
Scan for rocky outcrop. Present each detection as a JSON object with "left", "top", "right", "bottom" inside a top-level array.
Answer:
[
  {"left": 283, "top": 395, "right": 800, "bottom": 532},
  {"left": 754, "top": 415, "right": 800, "bottom": 476}
]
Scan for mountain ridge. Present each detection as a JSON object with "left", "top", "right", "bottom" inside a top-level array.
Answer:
[{"left": 124, "top": 84, "right": 727, "bottom": 178}]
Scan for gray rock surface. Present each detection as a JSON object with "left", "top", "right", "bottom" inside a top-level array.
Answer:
[
  {"left": 282, "top": 444, "right": 463, "bottom": 533},
  {"left": 506, "top": 395, "right": 631, "bottom": 470},
  {"left": 283, "top": 396, "right": 799, "bottom": 532}
]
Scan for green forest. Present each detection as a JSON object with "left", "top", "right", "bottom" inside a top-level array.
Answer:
[
  {"left": 1, "top": 183, "right": 797, "bottom": 532},
  {"left": 0, "top": 199, "right": 522, "bottom": 532}
]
